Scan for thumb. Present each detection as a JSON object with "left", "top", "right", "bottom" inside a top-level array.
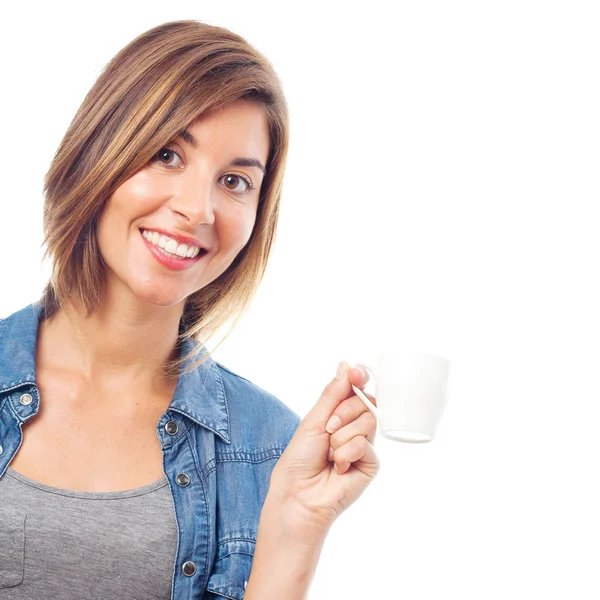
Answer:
[{"left": 303, "top": 361, "right": 352, "bottom": 428}]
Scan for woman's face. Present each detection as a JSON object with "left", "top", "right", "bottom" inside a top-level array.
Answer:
[{"left": 96, "top": 99, "right": 270, "bottom": 308}]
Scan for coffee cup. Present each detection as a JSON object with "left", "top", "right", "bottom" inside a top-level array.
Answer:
[{"left": 351, "top": 351, "right": 450, "bottom": 443}]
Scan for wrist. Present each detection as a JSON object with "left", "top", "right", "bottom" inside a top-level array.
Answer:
[
  {"left": 261, "top": 489, "right": 333, "bottom": 547},
  {"left": 246, "top": 494, "right": 329, "bottom": 600}
]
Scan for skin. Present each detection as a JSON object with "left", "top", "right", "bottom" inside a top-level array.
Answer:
[
  {"left": 266, "top": 361, "right": 379, "bottom": 534},
  {"left": 13, "top": 98, "right": 272, "bottom": 490},
  {"left": 246, "top": 361, "right": 379, "bottom": 599},
  {"left": 12, "top": 99, "right": 379, "bottom": 585}
]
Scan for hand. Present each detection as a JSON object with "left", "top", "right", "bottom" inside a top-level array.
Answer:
[{"left": 267, "top": 361, "right": 379, "bottom": 540}]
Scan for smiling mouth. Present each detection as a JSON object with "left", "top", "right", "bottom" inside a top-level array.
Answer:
[{"left": 140, "top": 229, "right": 207, "bottom": 259}]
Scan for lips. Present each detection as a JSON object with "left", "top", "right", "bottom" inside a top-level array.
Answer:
[
  {"left": 139, "top": 229, "right": 207, "bottom": 271},
  {"left": 141, "top": 228, "right": 204, "bottom": 258}
]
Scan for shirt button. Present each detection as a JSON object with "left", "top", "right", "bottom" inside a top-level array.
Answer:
[
  {"left": 19, "top": 393, "right": 33, "bottom": 406},
  {"left": 165, "top": 421, "right": 178, "bottom": 435},
  {"left": 0, "top": 445, "right": 3, "bottom": 455},
  {"left": 176, "top": 473, "right": 190, "bottom": 487},
  {"left": 182, "top": 561, "right": 196, "bottom": 576}
]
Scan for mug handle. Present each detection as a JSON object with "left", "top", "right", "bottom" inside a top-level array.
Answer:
[{"left": 351, "top": 362, "right": 381, "bottom": 423}]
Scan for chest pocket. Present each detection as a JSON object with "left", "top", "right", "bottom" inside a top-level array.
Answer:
[
  {"left": 0, "top": 512, "right": 26, "bottom": 588},
  {"left": 205, "top": 539, "right": 254, "bottom": 599}
]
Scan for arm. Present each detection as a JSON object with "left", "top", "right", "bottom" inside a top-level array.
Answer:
[
  {"left": 244, "top": 494, "right": 328, "bottom": 600},
  {"left": 244, "top": 362, "right": 379, "bottom": 599}
]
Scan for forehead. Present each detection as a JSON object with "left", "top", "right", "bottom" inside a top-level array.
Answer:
[{"left": 186, "top": 99, "right": 270, "bottom": 158}]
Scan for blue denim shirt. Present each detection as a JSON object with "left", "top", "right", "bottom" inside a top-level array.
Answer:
[{"left": 0, "top": 303, "right": 301, "bottom": 599}]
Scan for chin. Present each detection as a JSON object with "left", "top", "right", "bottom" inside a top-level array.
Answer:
[{"left": 131, "top": 282, "right": 190, "bottom": 309}]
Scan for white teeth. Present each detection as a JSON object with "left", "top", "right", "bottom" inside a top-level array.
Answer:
[
  {"left": 175, "top": 243, "right": 188, "bottom": 258},
  {"left": 141, "top": 229, "right": 203, "bottom": 259},
  {"left": 165, "top": 239, "right": 178, "bottom": 253}
]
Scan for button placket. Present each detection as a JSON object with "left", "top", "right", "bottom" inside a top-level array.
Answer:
[{"left": 165, "top": 418, "right": 211, "bottom": 593}]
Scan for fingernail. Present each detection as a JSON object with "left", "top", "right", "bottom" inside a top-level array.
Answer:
[
  {"left": 335, "top": 361, "right": 347, "bottom": 380},
  {"left": 325, "top": 415, "right": 342, "bottom": 434},
  {"left": 327, "top": 447, "right": 334, "bottom": 461},
  {"left": 355, "top": 365, "right": 367, "bottom": 378}
]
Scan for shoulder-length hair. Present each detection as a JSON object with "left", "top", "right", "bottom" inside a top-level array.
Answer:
[{"left": 41, "top": 20, "right": 289, "bottom": 376}]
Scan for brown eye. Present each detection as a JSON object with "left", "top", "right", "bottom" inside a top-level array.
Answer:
[
  {"left": 155, "top": 147, "right": 183, "bottom": 168},
  {"left": 220, "top": 174, "right": 253, "bottom": 194}
]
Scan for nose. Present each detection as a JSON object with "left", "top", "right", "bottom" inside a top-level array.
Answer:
[{"left": 167, "top": 172, "right": 216, "bottom": 227}]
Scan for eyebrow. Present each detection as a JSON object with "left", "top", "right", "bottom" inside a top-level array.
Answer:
[
  {"left": 179, "top": 128, "right": 267, "bottom": 176},
  {"left": 180, "top": 129, "right": 197, "bottom": 148}
]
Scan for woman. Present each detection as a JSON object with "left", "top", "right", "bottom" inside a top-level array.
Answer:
[{"left": 0, "top": 20, "right": 378, "bottom": 599}]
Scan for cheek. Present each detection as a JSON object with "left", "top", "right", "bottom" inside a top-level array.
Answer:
[
  {"left": 96, "top": 176, "right": 152, "bottom": 254},
  {"left": 114, "top": 171, "right": 165, "bottom": 212},
  {"left": 224, "top": 208, "right": 258, "bottom": 254},
  {"left": 98, "top": 173, "right": 165, "bottom": 240}
]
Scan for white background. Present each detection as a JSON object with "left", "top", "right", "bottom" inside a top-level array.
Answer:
[{"left": 1, "top": 1, "right": 599, "bottom": 597}]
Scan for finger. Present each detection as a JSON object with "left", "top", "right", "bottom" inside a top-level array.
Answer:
[
  {"left": 325, "top": 393, "right": 377, "bottom": 435},
  {"left": 301, "top": 361, "right": 353, "bottom": 429},
  {"left": 349, "top": 365, "right": 377, "bottom": 418},
  {"left": 349, "top": 365, "right": 370, "bottom": 390},
  {"left": 329, "top": 411, "right": 378, "bottom": 450},
  {"left": 332, "top": 435, "right": 378, "bottom": 475}
]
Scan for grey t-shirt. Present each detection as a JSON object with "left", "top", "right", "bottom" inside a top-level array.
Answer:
[{"left": 0, "top": 467, "right": 178, "bottom": 599}]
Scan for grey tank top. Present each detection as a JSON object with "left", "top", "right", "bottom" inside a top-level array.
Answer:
[{"left": 0, "top": 467, "right": 178, "bottom": 599}]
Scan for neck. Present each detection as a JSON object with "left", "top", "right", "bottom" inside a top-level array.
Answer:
[{"left": 39, "top": 290, "right": 184, "bottom": 389}]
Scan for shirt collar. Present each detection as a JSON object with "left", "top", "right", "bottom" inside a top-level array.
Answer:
[{"left": 0, "top": 302, "right": 230, "bottom": 443}]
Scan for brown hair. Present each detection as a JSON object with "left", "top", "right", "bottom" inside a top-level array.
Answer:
[{"left": 41, "top": 20, "right": 289, "bottom": 376}]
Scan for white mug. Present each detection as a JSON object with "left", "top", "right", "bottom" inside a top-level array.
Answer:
[{"left": 352, "top": 351, "right": 451, "bottom": 443}]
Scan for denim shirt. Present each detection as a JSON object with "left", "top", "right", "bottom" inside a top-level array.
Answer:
[{"left": 0, "top": 303, "right": 301, "bottom": 599}]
